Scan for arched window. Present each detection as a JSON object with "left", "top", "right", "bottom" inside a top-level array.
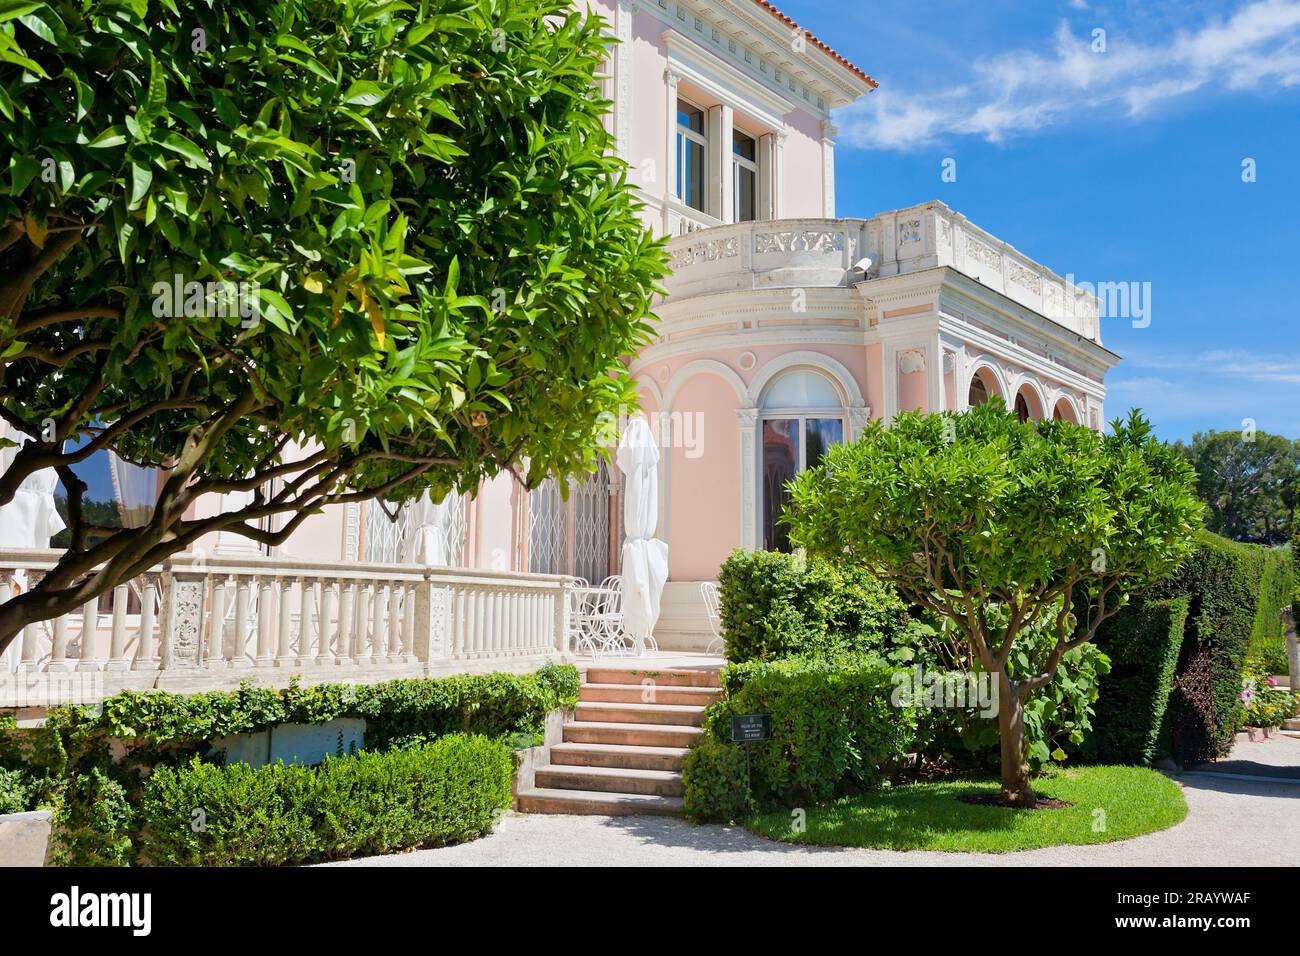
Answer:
[
  {"left": 758, "top": 369, "right": 845, "bottom": 552},
  {"left": 1052, "top": 398, "right": 1079, "bottom": 424},
  {"left": 1014, "top": 384, "right": 1044, "bottom": 423},
  {"left": 967, "top": 367, "right": 1001, "bottom": 408}
]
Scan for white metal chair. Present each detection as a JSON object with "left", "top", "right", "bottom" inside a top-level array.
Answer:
[{"left": 701, "top": 580, "right": 724, "bottom": 656}]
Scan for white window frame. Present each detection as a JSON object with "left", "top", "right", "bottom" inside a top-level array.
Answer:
[
  {"left": 675, "top": 96, "right": 708, "bottom": 212},
  {"left": 758, "top": 408, "right": 845, "bottom": 551},
  {"left": 731, "top": 127, "right": 759, "bottom": 223}
]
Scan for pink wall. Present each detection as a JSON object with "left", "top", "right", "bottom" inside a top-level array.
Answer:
[
  {"left": 781, "top": 108, "right": 828, "bottom": 217},
  {"left": 664, "top": 373, "right": 741, "bottom": 580},
  {"left": 646, "top": 342, "right": 878, "bottom": 581},
  {"left": 471, "top": 473, "right": 517, "bottom": 572}
]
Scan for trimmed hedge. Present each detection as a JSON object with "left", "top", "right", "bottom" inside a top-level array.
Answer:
[
  {"left": 80, "top": 662, "right": 581, "bottom": 755},
  {"left": 682, "top": 739, "right": 753, "bottom": 824},
  {"left": 1084, "top": 597, "right": 1189, "bottom": 765},
  {"left": 1248, "top": 546, "right": 1294, "bottom": 669},
  {"left": 139, "top": 734, "right": 513, "bottom": 866},
  {"left": 0, "top": 664, "right": 577, "bottom": 865},
  {"left": 717, "top": 549, "right": 909, "bottom": 662},
  {"left": 1144, "top": 532, "right": 1263, "bottom": 761},
  {"left": 694, "top": 655, "right": 917, "bottom": 810}
]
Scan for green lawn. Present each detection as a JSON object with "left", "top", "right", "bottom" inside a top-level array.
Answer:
[{"left": 746, "top": 766, "right": 1188, "bottom": 853}]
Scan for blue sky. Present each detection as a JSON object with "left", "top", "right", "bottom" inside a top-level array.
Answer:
[{"left": 778, "top": 0, "right": 1300, "bottom": 441}]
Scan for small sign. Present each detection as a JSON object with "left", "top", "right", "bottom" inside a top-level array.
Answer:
[{"left": 730, "top": 713, "right": 772, "bottom": 744}]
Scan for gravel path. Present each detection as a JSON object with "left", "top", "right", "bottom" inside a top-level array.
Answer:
[{"left": 328, "top": 734, "right": 1300, "bottom": 867}]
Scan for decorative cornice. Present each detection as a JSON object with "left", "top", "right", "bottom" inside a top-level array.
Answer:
[{"left": 645, "top": 0, "right": 872, "bottom": 117}]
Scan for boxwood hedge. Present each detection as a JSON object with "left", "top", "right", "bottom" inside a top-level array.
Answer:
[
  {"left": 1083, "top": 597, "right": 1189, "bottom": 765},
  {"left": 717, "top": 549, "right": 910, "bottom": 663},
  {"left": 139, "top": 734, "right": 513, "bottom": 866}
]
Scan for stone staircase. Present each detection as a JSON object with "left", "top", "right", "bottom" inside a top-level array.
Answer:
[{"left": 515, "top": 666, "right": 722, "bottom": 815}]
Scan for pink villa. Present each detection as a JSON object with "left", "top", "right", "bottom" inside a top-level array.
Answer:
[{"left": 1, "top": 0, "right": 1117, "bottom": 691}]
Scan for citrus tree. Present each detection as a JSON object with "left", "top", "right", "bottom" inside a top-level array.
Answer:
[
  {"left": 0, "top": 0, "right": 666, "bottom": 651},
  {"left": 785, "top": 403, "right": 1203, "bottom": 805}
]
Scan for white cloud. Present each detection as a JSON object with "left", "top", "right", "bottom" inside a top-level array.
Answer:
[
  {"left": 838, "top": 0, "right": 1300, "bottom": 150},
  {"left": 1106, "top": 348, "right": 1300, "bottom": 438},
  {"left": 1125, "top": 348, "right": 1300, "bottom": 385}
]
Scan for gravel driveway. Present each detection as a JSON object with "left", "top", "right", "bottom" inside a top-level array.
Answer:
[{"left": 328, "top": 734, "right": 1300, "bottom": 867}]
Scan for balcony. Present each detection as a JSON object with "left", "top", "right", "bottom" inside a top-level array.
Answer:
[{"left": 660, "top": 201, "right": 1104, "bottom": 343}]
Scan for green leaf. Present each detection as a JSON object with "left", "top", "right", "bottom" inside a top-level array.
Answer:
[
  {"left": 342, "top": 81, "right": 387, "bottom": 107},
  {"left": 159, "top": 132, "right": 210, "bottom": 170},
  {"left": 17, "top": 12, "right": 55, "bottom": 44},
  {"left": 86, "top": 126, "right": 128, "bottom": 148},
  {"left": 127, "top": 162, "right": 152, "bottom": 209},
  {"left": 145, "top": 56, "right": 167, "bottom": 116}
]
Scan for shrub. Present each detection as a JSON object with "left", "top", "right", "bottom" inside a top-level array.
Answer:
[
  {"left": 1, "top": 664, "right": 574, "bottom": 865},
  {"left": 703, "top": 655, "right": 917, "bottom": 805},
  {"left": 1249, "top": 547, "right": 1294, "bottom": 666},
  {"left": 47, "top": 766, "right": 136, "bottom": 867},
  {"left": 1084, "top": 597, "right": 1189, "bottom": 764},
  {"left": 1237, "top": 658, "right": 1298, "bottom": 730},
  {"left": 1147, "top": 532, "right": 1264, "bottom": 761},
  {"left": 63, "top": 664, "right": 580, "bottom": 756},
  {"left": 0, "top": 766, "right": 32, "bottom": 815},
  {"left": 717, "top": 549, "right": 908, "bottom": 663},
  {"left": 139, "top": 734, "right": 512, "bottom": 866},
  {"left": 682, "top": 739, "right": 753, "bottom": 824}
]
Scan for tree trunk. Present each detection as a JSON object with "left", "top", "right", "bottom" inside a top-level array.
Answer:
[{"left": 996, "top": 671, "right": 1035, "bottom": 806}]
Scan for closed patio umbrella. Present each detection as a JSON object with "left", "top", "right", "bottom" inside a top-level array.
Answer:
[
  {"left": 402, "top": 490, "right": 453, "bottom": 566},
  {"left": 0, "top": 433, "right": 66, "bottom": 548},
  {"left": 616, "top": 416, "right": 668, "bottom": 655}
]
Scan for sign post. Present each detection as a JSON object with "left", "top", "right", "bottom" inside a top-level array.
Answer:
[{"left": 730, "top": 713, "right": 772, "bottom": 787}]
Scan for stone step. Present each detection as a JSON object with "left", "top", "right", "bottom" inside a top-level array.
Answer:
[
  {"left": 534, "top": 764, "right": 685, "bottom": 797},
  {"left": 515, "top": 788, "right": 685, "bottom": 816},
  {"left": 1283, "top": 718, "right": 1300, "bottom": 732},
  {"left": 585, "top": 666, "right": 721, "bottom": 689},
  {"left": 575, "top": 701, "right": 706, "bottom": 726},
  {"left": 562, "top": 720, "right": 703, "bottom": 748},
  {"left": 578, "top": 682, "right": 722, "bottom": 706},
  {"left": 550, "top": 741, "right": 688, "bottom": 772}
]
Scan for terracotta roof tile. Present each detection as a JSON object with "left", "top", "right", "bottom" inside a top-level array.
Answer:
[{"left": 751, "top": 0, "right": 877, "bottom": 89}]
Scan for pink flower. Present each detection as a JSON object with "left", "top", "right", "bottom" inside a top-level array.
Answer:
[{"left": 1267, "top": 677, "right": 1278, "bottom": 687}]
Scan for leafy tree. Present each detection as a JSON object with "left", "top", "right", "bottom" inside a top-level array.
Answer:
[
  {"left": 1173, "top": 430, "right": 1298, "bottom": 545},
  {"left": 0, "top": 0, "right": 665, "bottom": 653},
  {"left": 785, "top": 403, "right": 1203, "bottom": 805}
]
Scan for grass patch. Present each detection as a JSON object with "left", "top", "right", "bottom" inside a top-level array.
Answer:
[{"left": 746, "top": 765, "right": 1187, "bottom": 853}]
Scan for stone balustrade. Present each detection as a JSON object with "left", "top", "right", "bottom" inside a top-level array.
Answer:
[
  {"left": 660, "top": 200, "right": 1104, "bottom": 343},
  {"left": 0, "top": 549, "right": 575, "bottom": 707}
]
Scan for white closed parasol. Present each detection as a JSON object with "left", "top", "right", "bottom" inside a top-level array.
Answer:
[
  {"left": 0, "top": 431, "right": 66, "bottom": 548},
  {"left": 402, "top": 490, "right": 453, "bottom": 566},
  {"left": 616, "top": 416, "right": 668, "bottom": 655}
]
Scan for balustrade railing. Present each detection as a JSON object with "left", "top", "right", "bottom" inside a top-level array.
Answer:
[{"left": 0, "top": 549, "right": 575, "bottom": 706}]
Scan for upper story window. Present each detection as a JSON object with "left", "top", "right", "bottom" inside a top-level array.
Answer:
[
  {"left": 675, "top": 99, "right": 707, "bottom": 212},
  {"left": 732, "top": 129, "right": 758, "bottom": 222}
]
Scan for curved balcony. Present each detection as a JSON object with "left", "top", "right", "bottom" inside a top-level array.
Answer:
[{"left": 660, "top": 202, "right": 1105, "bottom": 344}]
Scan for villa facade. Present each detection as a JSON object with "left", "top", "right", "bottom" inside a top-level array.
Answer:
[
  {"left": 327, "top": 0, "right": 1115, "bottom": 646},
  {"left": 0, "top": 0, "right": 1120, "bottom": 694}
]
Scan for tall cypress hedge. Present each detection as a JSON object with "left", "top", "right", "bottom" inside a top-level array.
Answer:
[
  {"left": 1084, "top": 597, "right": 1189, "bottom": 765},
  {"left": 1152, "top": 532, "right": 1262, "bottom": 762},
  {"left": 1248, "top": 546, "right": 1294, "bottom": 667}
]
